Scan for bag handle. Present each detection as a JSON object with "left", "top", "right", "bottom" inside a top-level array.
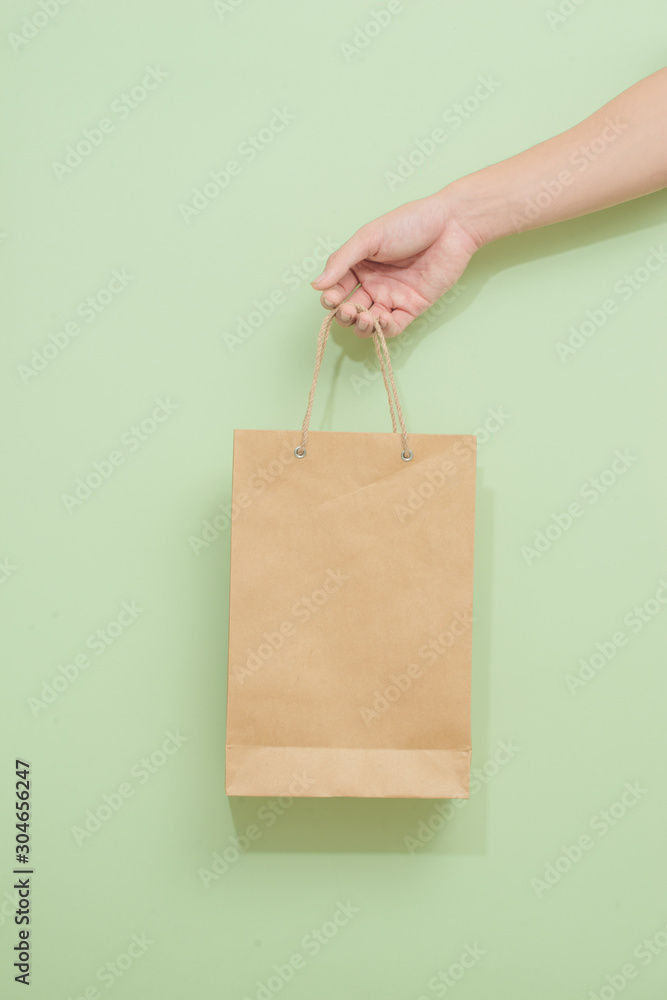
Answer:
[{"left": 296, "top": 302, "right": 412, "bottom": 462}]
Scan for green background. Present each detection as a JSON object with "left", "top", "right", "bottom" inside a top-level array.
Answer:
[{"left": 2, "top": 0, "right": 666, "bottom": 996}]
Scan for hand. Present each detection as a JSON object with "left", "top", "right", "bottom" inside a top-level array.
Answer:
[{"left": 310, "top": 191, "right": 482, "bottom": 337}]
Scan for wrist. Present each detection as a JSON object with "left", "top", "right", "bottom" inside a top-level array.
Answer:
[{"left": 433, "top": 167, "right": 521, "bottom": 249}]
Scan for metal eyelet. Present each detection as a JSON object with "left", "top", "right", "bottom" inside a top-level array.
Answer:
[
  {"left": 294, "top": 446, "right": 306, "bottom": 459},
  {"left": 401, "top": 449, "right": 413, "bottom": 462}
]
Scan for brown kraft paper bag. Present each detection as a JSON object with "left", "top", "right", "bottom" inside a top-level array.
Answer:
[{"left": 225, "top": 303, "right": 476, "bottom": 798}]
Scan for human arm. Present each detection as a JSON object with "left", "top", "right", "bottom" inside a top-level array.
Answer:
[{"left": 311, "top": 67, "right": 667, "bottom": 337}]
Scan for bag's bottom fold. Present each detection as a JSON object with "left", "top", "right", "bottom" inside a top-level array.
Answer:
[{"left": 225, "top": 745, "right": 471, "bottom": 799}]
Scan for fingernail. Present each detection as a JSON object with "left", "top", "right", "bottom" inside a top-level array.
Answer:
[
  {"left": 323, "top": 296, "right": 335, "bottom": 308},
  {"left": 311, "top": 272, "right": 326, "bottom": 286}
]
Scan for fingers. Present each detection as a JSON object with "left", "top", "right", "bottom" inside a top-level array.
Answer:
[
  {"left": 382, "top": 308, "right": 414, "bottom": 338},
  {"left": 329, "top": 288, "right": 395, "bottom": 338},
  {"left": 339, "top": 300, "right": 394, "bottom": 339},
  {"left": 339, "top": 294, "right": 402, "bottom": 339},
  {"left": 310, "top": 223, "right": 392, "bottom": 337},
  {"left": 311, "top": 228, "right": 411, "bottom": 338},
  {"left": 330, "top": 290, "right": 392, "bottom": 340},
  {"left": 318, "top": 271, "right": 357, "bottom": 310},
  {"left": 354, "top": 306, "right": 413, "bottom": 339},
  {"left": 351, "top": 304, "right": 391, "bottom": 338},
  {"left": 333, "top": 288, "right": 373, "bottom": 329},
  {"left": 319, "top": 281, "right": 412, "bottom": 339},
  {"left": 310, "top": 224, "right": 379, "bottom": 292},
  {"left": 317, "top": 275, "right": 390, "bottom": 336}
]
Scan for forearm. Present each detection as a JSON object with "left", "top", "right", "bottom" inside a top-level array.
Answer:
[{"left": 441, "top": 67, "right": 667, "bottom": 246}]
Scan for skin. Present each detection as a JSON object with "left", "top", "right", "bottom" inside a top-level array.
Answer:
[{"left": 311, "top": 67, "right": 667, "bottom": 338}]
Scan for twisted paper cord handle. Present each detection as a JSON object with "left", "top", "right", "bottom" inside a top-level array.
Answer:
[{"left": 297, "top": 302, "right": 411, "bottom": 461}]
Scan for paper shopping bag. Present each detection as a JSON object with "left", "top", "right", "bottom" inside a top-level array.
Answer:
[{"left": 225, "top": 304, "right": 476, "bottom": 798}]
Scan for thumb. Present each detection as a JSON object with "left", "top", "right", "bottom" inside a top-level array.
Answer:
[{"left": 310, "top": 225, "right": 379, "bottom": 290}]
